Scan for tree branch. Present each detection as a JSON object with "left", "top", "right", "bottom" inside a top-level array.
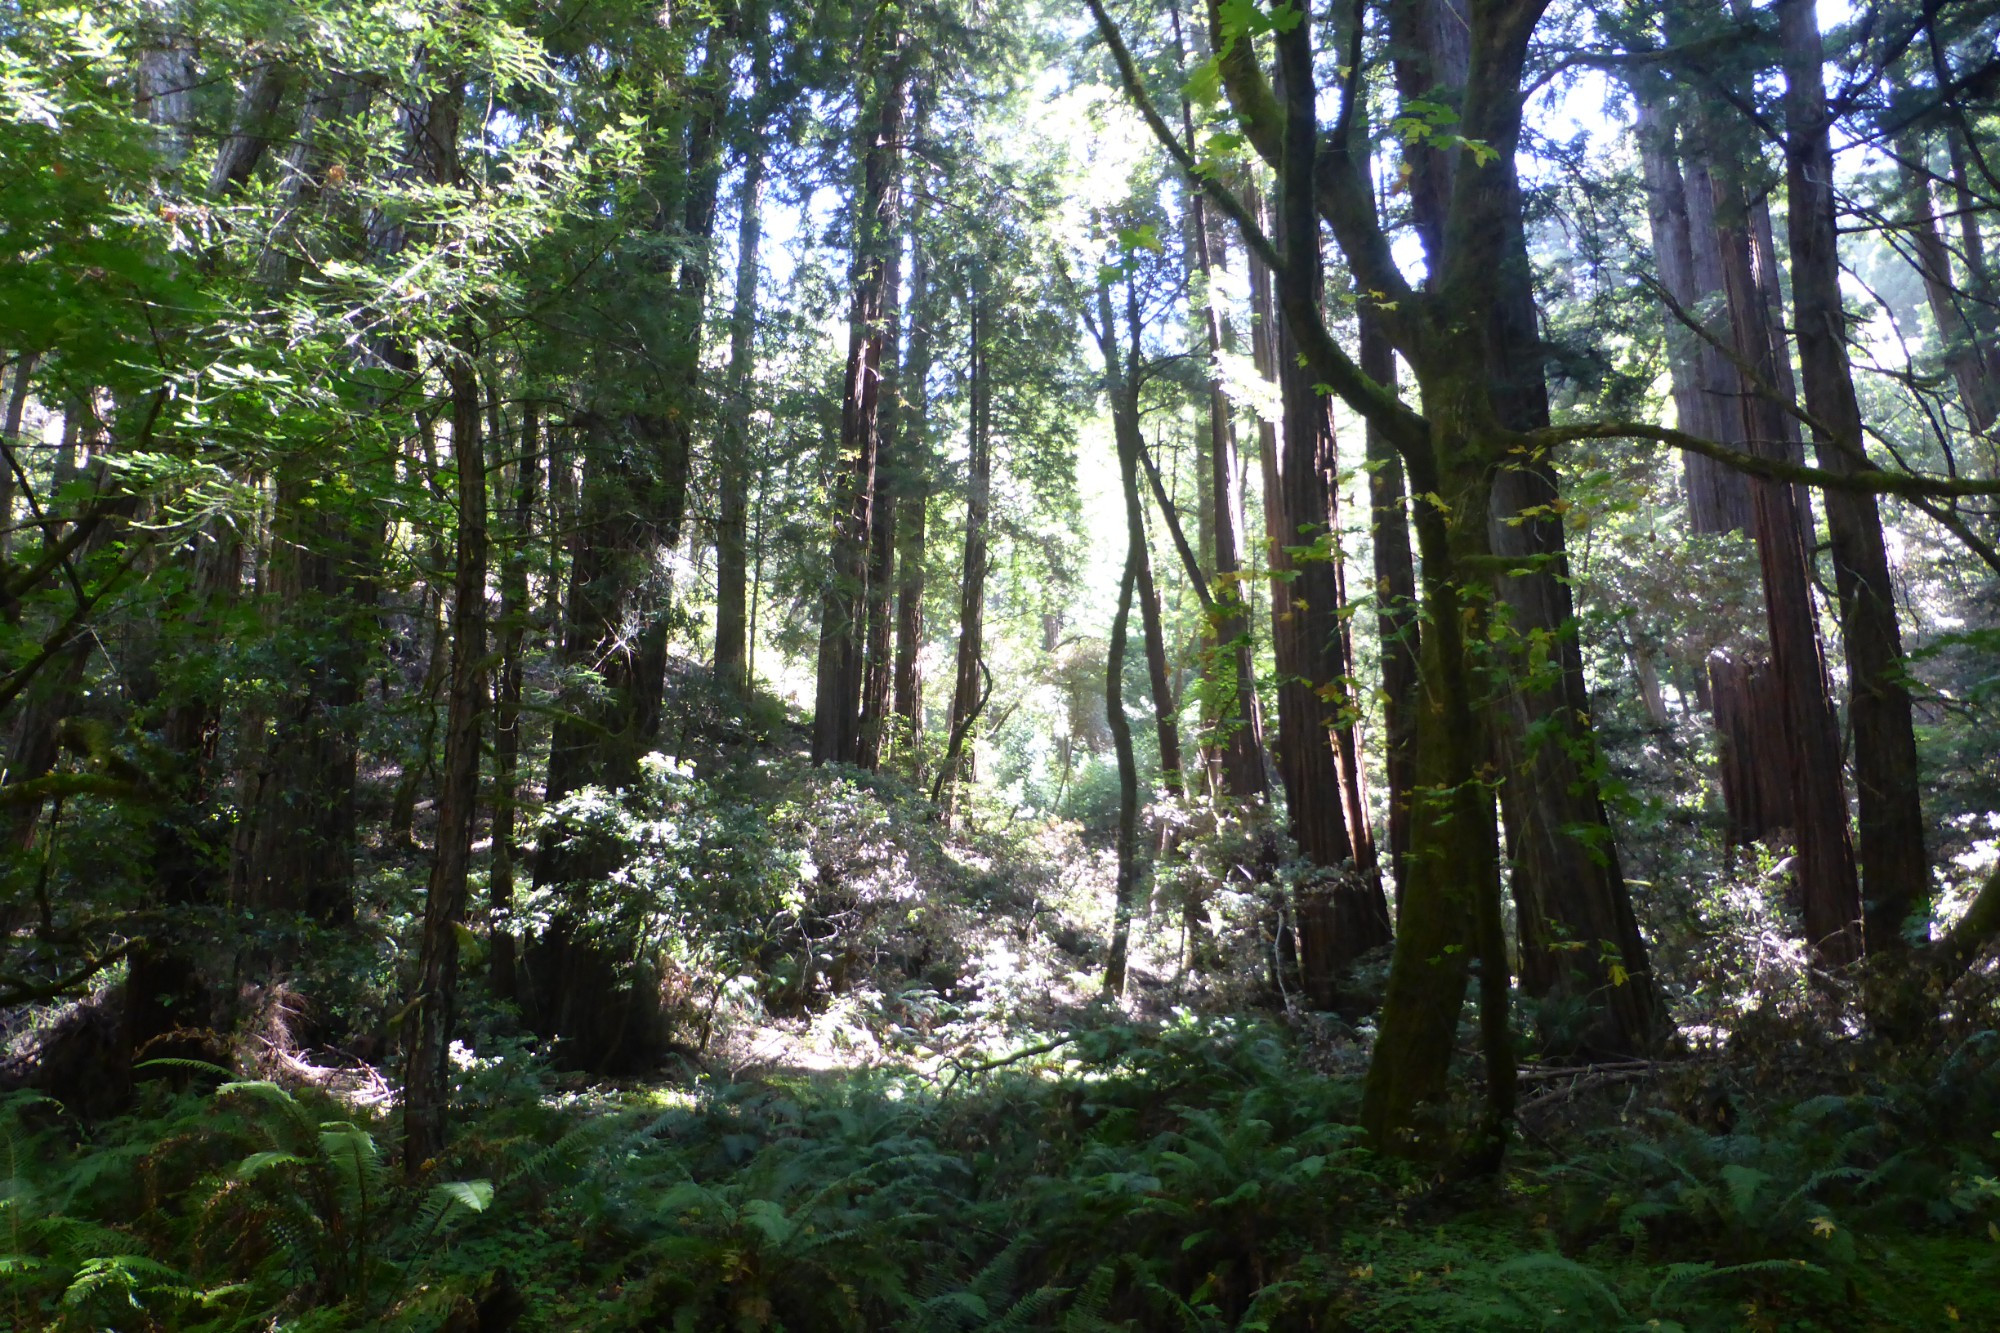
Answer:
[
  {"left": 1525, "top": 419, "right": 2000, "bottom": 498},
  {"left": 1082, "top": 0, "right": 1428, "bottom": 455}
]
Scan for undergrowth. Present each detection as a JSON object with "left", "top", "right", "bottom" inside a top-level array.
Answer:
[{"left": 5, "top": 1015, "right": 2000, "bottom": 1331}]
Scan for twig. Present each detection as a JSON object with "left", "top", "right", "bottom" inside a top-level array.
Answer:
[
  {"left": 1516, "top": 1067, "right": 1659, "bottom": 1117},
  {"left": 942, "top": 1035, "right": 1076, "bottom": 1093},
  {"left": 1514, "top": 1058, "right": 1658, "bottom": 1083}
]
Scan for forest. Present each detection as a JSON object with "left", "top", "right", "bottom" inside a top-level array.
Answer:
[{"left": 2, "top": 0, "right": 2000, "bottom": 1325}]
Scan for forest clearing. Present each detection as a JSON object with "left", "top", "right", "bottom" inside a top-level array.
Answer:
[{"left": 3, "top": 0, "right": 2000, "bottom": 1326}]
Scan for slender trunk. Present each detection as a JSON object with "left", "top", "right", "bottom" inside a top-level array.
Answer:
[
  {"left": 1360, "top": 309, "right": 1418, "bottom": 893},
  {"left": 1167, "top": 2, "right": 1264, "bottom": 800},
  {"left": 714, "top": 143, "right": 764, "bottom": 693},
  {"left": 1103, "top": 551, "right": 1141, "bottom": 997},
  {"left": 1898, "top": 130, "right": 1999, "bottom": 433},
  {"left": 857, "top": 230, "right": 906, "bottom": 771},
  {"left": 1245, "top": 184, "right": 1285, "bottom": 777},
  {"left": 390, "top": 420, "right": 450, "bottom": 849},
  {"left": 892, "top": 229, "right": 934, "bottom": 761},
  {"left": 0, "top": 352, "right": 36, "bottom": 561},
  {"left": 1191, "top": 200, "right": 1264, "bottom": 801},
  {"left": 939, "top": 291, "right": 990, "bottom": 816},
  {"left": 1943, "top": 125, "right": 2000, "bottom": 404},
  {"left": 1780, "top": 0, "right": 1927, "bottom": 958},
  {"left": 813, "top": 42, "right": 906, "bottom": 765},
  {"left": 490, "top": 402, "right": 538, "bottom": 1004},
  {"left": 404, "top": 344, "right": 485, "bottom": 1175},
  {"left": 1117, "top": 286, "right": 1183, "bottom": 794}
]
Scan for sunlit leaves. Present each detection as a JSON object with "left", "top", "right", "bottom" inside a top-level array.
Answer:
[
  {"left": 1213, "top": 0, "right": 1301, "bottom": 59},
  {"left": 1391, "top": 97, "right": 1498, "bottom": 167}
]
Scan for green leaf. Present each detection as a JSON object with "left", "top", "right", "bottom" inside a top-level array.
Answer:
[
  {"left": 1116, "top": 224, "right": 1162, "bottom": 254},
  {"left": 1720, "top": 1164, "right": 1769, "bottom": 1216},
  {"left": 434, "top": 1178, "right": 494, "bottom": 1215},
  {"left": 236, "top": 1151, "right": 306, "bottom": 1180},
  {"left": 1185, "top": 57, "right": 1223, "bottom": 107}
]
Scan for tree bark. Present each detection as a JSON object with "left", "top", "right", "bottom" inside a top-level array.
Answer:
[
  {"left": 1780, "top": 0, "right": 1928, "bottom": 958},
  {"left": 1115, "top": 286, "right": 1184, "bottom": 796},
  {"left": 857, "top": 212, "right": 907, "bottom": 771},
  {"left": 714, "top": 127, "right": 764, "bottom": 695},
  {"left": 1898, "top": 130, "right": 1999, "bottom": 433},
  {"left": 1942, "top": 124, "right": 2000, "bottom": 412},
  {"left": 938, "top": 289, "right": 990, "bottom": 817},
  {"left": 490, "top": 401, "right": 538, "bottom": 1005},
  {"left": 1359, "top": 309, "right": 1418, "bottom": 894},
  {"left": 1170, "top": 2, "right": 1265, "bottom": 802},
  {"left": 1103, "top": 549, "right": 1141, "bottom": 998},
  {"left": 1635, "top": 94, "right": 1795, "bottom": 846},
  {"left": 1251, "top": 159, "right": 1388, "bottom": 1007},
  {"left": 0, "top": 352, "right": 36, "bottom": 561},
  {"left": 813, "top": 37, "right": 906, "bottom": 766},
  {"left": 404, "top": 344, "right": 485, "bottom": 1176},
  {"left": 1392, "top": 0, "right": 1651, "bottom": 1056},
  {"left": 1709, "top": 123, "right": 1864, "bottom": 969},
  {"left": 233, "top": 468, "right": 375, "bottom": 925},
  {"left": 892, "top": 226, "right": 934, "bottom": 763}
]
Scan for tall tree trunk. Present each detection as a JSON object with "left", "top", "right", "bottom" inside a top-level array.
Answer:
[
  {"left": 1897, "top": 129, "right": 2000, "bottom": 433},
  {"left": 1780, "top": 0, "right": 1927, "bottom": 959},
  {"left": 126, "top": 42, "right": 311, "bottom": 1074},
  {"left": 1196, "top": 217, "right": 1267, "bottom": 803},
  {"left": 233, "top": 470, "right": 376, "bottom": 925},
  {"left": 892, "top": 225, "right": 934, "bottom": 763},
  {"left": 1103, "top": 551, "right": 1141, "bottom": 998},
  {"left": 1942, "top": 124, "right": 2000, "bottom": 412},
  {"left": 1359, "top": 308, "right": 1418, "bottom": 894},
  {"left": 1250, "top": 169, "right": 1389, "bottom": 1007},
  {"left": 1169, "top": 1, "right": 1265, "bottom": 802},
  {"left": 938, "top": 290, "right": 990, "bottom": 817},
  {"left": 228, "top": 71, "right": 388, "bottom": 939},
  {"left": 404, "top": 344, "right": 485, "bottom": 1175},
  {"left": 714, "top": 133, "right": 764, "bottom": 694},
  {"left": 524, "top": 15, "right": 738, "bottom": 1067},
  {"left": 1707, "top": 121, "right": 1864, "bottom": 969},
  {"left": 1635, "top": 94, "right": 1796, "bottom": 847},
  {"left": 490, "top": 401, "right": 538, "bottom": 1005},
  {"left": 1094, "top": 278, "right": 1168, "bottom": 995},
  {"left": 1115, "top": 288, "right": 1184, "bottom": 796},
  {"left": 527, "top": 418, "right": 671, "bottom": 1069},
  {"left": 857, "top": 223, "right": 906, "bottom": 771},
  {"left": 813, "top": 38, "right": 906, "bottom": 766},
  {"left": 401, "top": 63, "right": 483, "bottom": 1169},
  {"left": 1391, "top": 0, "right": 1651, "bottom": 1054},
  {"left": 638, "top": 18, "right": 732, "bottom": 623}
]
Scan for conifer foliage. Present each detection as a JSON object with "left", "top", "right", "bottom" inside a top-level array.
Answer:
[{"left": 3, "top": 0, "right": 2000, "bottom": 1324}]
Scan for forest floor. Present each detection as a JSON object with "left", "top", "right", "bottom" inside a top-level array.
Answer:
[{"left": 5, "top": 705, "right": 2000, "bottom": 1331}]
